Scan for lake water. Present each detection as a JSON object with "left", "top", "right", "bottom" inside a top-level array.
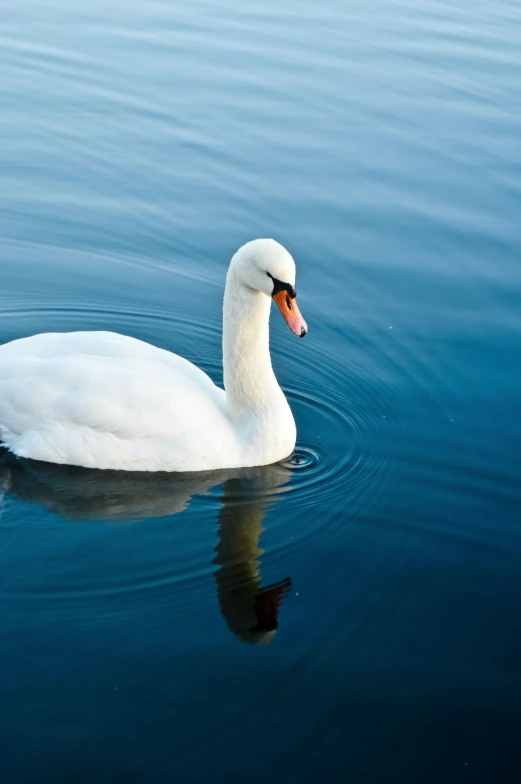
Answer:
[{"left": 1, "top": 1, "right": 521, "bottom": 781}]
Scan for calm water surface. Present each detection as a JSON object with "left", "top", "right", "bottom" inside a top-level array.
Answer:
[{"left": 2, "top": 1, "right": 521, "bottom": 781}]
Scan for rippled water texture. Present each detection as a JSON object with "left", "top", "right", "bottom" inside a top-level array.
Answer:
[{"left": 2, "top": 1, "right": 521, "bottom": 782}]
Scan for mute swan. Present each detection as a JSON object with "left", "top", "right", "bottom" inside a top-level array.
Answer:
[{"left": 0, "top": 239, "right": 307, "bottom": 472}]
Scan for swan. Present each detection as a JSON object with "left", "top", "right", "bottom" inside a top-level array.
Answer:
[{"left": 0, "top": 239, "right": 307, "bottom": 472}]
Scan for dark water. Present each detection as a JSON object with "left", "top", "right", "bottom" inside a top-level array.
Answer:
[{"left": 2, "top": 1, "right": 521, "bottom": 781}]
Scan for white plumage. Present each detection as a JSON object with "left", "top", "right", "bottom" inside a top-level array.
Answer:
[{"left": 0, "top": 239, "right": 307, "bottom": 472}]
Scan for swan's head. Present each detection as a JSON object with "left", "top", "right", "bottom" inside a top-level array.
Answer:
[{"left": 230, "top": 239, "right": 307, "bottom": 337}]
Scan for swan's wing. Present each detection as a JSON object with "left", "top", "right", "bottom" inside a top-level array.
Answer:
[{"left": 0, "top": 332, "right": 230, "bottom": 470}]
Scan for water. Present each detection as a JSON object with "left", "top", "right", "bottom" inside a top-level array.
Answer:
[{"left": 1, "top": 0, "right": 521, "bottom": 780}]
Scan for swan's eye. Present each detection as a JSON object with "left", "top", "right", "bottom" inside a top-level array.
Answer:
[{"left": 266, "top": 271, "right": 297, "bottom": 299}]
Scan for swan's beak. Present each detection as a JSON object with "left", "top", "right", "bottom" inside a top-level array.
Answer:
[{"left": 272, "top": 291, "right": 308, "bottom": 338}]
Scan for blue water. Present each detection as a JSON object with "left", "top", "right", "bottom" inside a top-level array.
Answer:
[{"left": 2, "top": 1, "right": 521, "bottom": 781}]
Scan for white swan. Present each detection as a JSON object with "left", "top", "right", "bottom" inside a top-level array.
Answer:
[{"left": 0, "top": 239, "right": 307, "bottom": 472}]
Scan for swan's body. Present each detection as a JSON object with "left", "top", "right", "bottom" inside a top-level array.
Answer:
[{"left": 0, "top": 240, "right": 307, "bottom": 472}]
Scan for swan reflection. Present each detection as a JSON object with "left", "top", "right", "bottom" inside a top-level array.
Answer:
[
  {"left": 215, "top": 474, "right": 292, "bottom": 644},
  {"left": 0, "top": 451, "right": 292, "bottom": 644}
]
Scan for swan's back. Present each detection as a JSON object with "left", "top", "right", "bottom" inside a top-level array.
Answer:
[{"left": 0, "top": 332, "right": 230, "bottom": 471}]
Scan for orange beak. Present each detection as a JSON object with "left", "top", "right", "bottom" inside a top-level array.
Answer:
[{"left": 272, "top": 290, "right": 308, "bottom": 337}]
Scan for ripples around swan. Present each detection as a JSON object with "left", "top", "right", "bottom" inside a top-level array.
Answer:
[
  {"left": 0, "top": 234, "right": 400, "bottom": 662},
  {"left": 0, "top": 285, "right": 392, "bottom": 639}
]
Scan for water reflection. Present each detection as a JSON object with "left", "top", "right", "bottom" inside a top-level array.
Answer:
[
  {"left": 1, "top": 451, "right": 292, "bottom": 644},
  {"left": 215, "top": 474, "right": 292, "bottom": 645}
]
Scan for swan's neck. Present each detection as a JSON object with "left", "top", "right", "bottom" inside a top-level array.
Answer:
[{"left": 222, "top": 269, "right": 284, "bottom": 420}]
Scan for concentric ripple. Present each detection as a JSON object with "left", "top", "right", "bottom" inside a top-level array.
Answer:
[{"left": 285, "top": 446, "right": 320, "bottom": 471}]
